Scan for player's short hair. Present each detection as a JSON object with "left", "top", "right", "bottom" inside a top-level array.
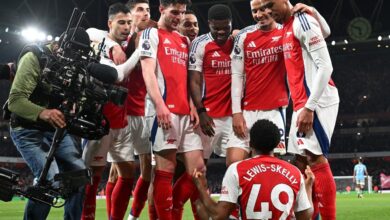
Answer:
[
  {"left": 250, "top": 119, "right": 281, "bottom": 154},
  {"left": 108, "top": 3, "right": 131, "bottom": 19},
  {"left": 127, "top": 0, "right": 149, "bottom": 10},
  {"left": 160, "top": 0, "right": 192, "bottom": 7},
  {"left": 185, "top": 9, "right": 196, "bottom": 15},
  {"left": 208, "top": 4, "right": 232, "bottom": 21}
]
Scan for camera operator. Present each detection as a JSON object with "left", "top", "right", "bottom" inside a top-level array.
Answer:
[{"left": 7, "top": 30, "right": 87, "bottom": 220}]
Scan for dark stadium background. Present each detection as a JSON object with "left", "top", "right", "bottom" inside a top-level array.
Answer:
[{"left": 0, "top": 0, "right": 389, "bottom": 191}]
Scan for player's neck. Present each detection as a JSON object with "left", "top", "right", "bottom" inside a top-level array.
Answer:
[
  {"left": 258, "top": 22, "right": 277, "bottom": 32},
  {"left": 284, "top": 2, "right": 294, "bottom": 23},
  {"left": 158, "top": 19, "right": 174, "bottom": 32},
  {"left": 108, "top": 33, "right": 121, "bottom": 44}
]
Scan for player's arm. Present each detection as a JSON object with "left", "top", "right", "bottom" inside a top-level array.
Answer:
[
  {"left": 141, "top": 57, "right": 171, "bottom": 129},
  {"left": 188, "top": 38, "right": 215, "bottom": 136},
  {"left": 100, "top": 49, "right": 140, "bottom": 82},
  {"left": 139, "top": 28, "right": 171, "bottom": 129},
  {"left": 295, "top": 14, "right": 333, "bottom": 133},
  {"left": 294, "top": 167, "right": 314, "bottom": 220},
  {"left": 364, "top": 165, "right": 369, "bottom": 177},
  {"left": 86, "top": 28, "right": 126, "bottom": 65},
  {"left": 231, "top": 32, "right": 247, "bottom": 138},
  {"left": 193, "top": 169, "right": 236, "bottom": 220}
]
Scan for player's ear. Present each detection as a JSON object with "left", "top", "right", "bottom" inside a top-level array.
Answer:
[
  {"left": 108, "top": 20, "right": 112, "bottom": 30},
  {"left": 159, "top": 5, "right": 165, "bottom": 14}
]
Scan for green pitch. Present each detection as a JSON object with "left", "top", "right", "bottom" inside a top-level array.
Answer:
[{"left": 1, "top": 193, "right": 390, "bottom": 219}]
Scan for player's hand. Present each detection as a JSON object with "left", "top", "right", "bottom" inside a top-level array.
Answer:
[
  {"left": 296, "top": 107, "right": 314, "bottom": 133},
  {"left": 190, "top": 102, "right": 200, "bottom": 129},
  {"left": 39, "top": 109, "right": 66, "bottom": 128},
  {"left": 192, "top": 168, "right": 208, "bottom": 190},
  {"left": 304, "top": 165, "right": 315, "bottom": 189},
  {"left": 199, "top": 112, "right": 215, "bottom": 137},
  {"left": 232, "top": 112, "right": 247, "bottom": 139},
  {"left": 156, "top": 104, "right": 171, "bottom": 130},
  {"left": 292, "top": 3, "right": 314, "bottom": 16},
  {"left": 112, "top": 45, "right": 126, "bottom": 65}
]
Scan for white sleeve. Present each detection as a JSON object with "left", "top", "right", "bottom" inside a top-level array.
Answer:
[
  {"left": 86, "top": 28, "right": 108, "bottom": 43},
  {"left": 86, "top": 28, "right": 121, "bottom": 59},
  {"left": 188, "top": 36, "right": 206, "bottom": 72},
  {"left": 138, "top": 28, "right": 159, "bottom": 59},
  {"left": 295, "top": 14, "right": 333, "bottom": 111},
  {"left": 312, "top": 8, "right": 331, "bottom": 38},
  {"left": 219, "top": 162, "right": 240, "bottom": 204},
  {"left": 294, "top": 174, "right": 311, "bottom": 212},
  {"left": 231, "top": 33, "right": 246, "bottom": 114},
  {"left": 100, "top": 50, "right": 140, "bottom": 82}
]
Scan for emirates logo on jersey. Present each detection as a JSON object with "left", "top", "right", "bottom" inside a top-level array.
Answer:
[{"left": 163, "top": 38, "right": 171, "bottom": 44}]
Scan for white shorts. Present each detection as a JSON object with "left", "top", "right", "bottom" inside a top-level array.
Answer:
[
  {"left": 356, "top": 179, "right": 365, "bottom": 186},
  {"left": 287, "top": 104, "right": 339, "bottom": 156},
  {"left": 227, "top": 108, "right": 287, "bottom": 154},
  {"left": 125, "top": 115, "right": 150, "bottom": 156},
  {"left": 201, "top": 116, "right": 232, "bottom": 159},
  {"left": 151, "top": 114, "right": 202, "bottom": 153},
  {"left": 82, "top": 126, "right": 134, "bottom": 166}
]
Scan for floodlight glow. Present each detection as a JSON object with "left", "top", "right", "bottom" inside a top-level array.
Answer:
[
  {"left": 47, "top": 35, "right": 53, "bottom": 41},
  {"left": 21, "top": 27, "right": 40, "bottom": 42},
  {"left": 55, "top": 36, "right": 60, "bottom": 41},
  {"left": 344, "top": 39, "right": 348, "bottom": 44},
  {"left": 378, "top": 35, "right": 382, "bottom": 41},
  {"left": 5, "top": 27, "right": 9, "bottom": 32},
  {"left": 38, "top": 32, "right": 46, "bottom": 41},
  {"left": 331, "top": 40, "right": 336, "bottom": 46}
]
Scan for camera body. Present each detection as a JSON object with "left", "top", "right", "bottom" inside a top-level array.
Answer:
[{"left": 0, "top": 167, "right": 91, "bottom": 207}]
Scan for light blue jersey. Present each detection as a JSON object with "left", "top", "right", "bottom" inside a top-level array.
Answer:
[{"left": 354, "top": 163, "right": 367, "bottom": 180}]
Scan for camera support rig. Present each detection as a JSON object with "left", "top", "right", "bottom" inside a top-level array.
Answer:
[{"left": 0, "top": 8, "right": 95, "bottom": 207}]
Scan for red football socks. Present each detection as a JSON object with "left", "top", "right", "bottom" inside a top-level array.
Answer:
[
  {"left": 110, "top": 177, "right": 134, "bottom": 220},
  {"left": 82, "top": 175, "right": 101, "bottom": 220},
  {"left": 105, "top": 181, "right": 116, "bottom": 219},
  {"left": 130, "top": 177, "right": 150, "bottom": 217},
  {"left": 311, "top": 163, "right": 336, "bottom": 220},
  {"left": 153, "top": 170, "right": 174, "bottom": 220}
]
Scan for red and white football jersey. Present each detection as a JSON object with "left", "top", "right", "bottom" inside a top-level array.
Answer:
[
  {"left": 232, "top": 24, "right": 289, "bottom": 111},
  {"left": 125, "top": 66, "right": 147, "bottom": 116},
  {"left": 100, "top": 45, "right": 128, "bottom": 129},
  {"left": 220, "top": 155, "right": 311, "bottom": 220},
  {"left": 189, "top": 33, "right": 233, "bottom": 118},
  {"left": 139, "top": 28, "right": 190, "bottom": 115},
  {"left": 283, "top": 12, "right": 339, "bottom": 111}
]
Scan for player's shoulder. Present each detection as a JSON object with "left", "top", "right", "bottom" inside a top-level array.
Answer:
[
  {"left": 238, "top": 24, "right": 257, "bottom": 36},
  {"left": 141, "top": 27, "right": 157, "bottom": 39},
  {"left": 190, "top": 33, "right": 212, "bottom": 52},
  {"left": 293, "top": 12, "right": 318, "bottom": 32}
]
